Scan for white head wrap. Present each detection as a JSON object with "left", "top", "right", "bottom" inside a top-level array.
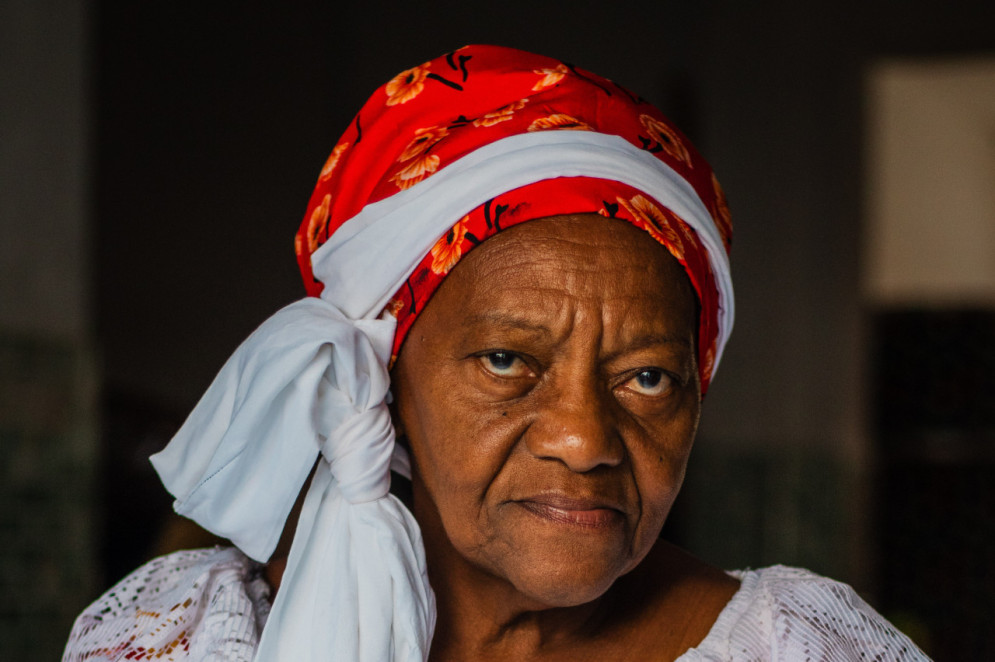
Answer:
[{"left": 150, "top": 130, "right": 733, "bottom": 661}]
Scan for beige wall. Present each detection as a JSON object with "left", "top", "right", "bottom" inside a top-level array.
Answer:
[{"left": 866, "top": 58, "right": 995, "bottom": 305}]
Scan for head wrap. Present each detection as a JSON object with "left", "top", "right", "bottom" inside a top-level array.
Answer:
[
  {"left": 294, "top": 47, "right": 732, "bottom": 391},
  {"left": 151, "top": 45, "right": 733, "bottom": 662}
]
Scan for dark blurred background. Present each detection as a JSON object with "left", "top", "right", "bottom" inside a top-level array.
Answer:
[{"left": 2, "top": 1, "right": 994, "bottom": 659}]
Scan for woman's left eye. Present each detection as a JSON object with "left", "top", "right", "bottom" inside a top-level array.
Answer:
[{"left": 624, "top": 369, "right": 672, "bottom": 396}]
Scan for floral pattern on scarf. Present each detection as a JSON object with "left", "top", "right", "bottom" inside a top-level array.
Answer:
[{"left": 294, "top": 45, "right": 731, "bottom": 394}]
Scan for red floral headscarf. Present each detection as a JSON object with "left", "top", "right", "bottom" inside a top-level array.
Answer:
[{"left": 295, "top": 45, "right": 733, "bottom": 393}]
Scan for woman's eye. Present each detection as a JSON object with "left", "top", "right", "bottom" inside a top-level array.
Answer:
[
  {"left": 625, "top": 369, "right": 672, "bottom": 396},
  {"left": 480, "top": 351, "right": 531, "bottom": 378}
]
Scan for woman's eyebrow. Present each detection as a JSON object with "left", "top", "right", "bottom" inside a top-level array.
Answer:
[
  {"left": 463, "top": 311, "right": 553, "bottom": 336},
  {"left": 463, "top": 313, "right": 689, "bottom": 352},
  {"left": 600, "top": 333, "right": 692, "bottom": 364}
]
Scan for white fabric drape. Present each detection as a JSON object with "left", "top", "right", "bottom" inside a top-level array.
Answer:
[{"left": 151, "top": 299, "right": 434, "bottom": 661}]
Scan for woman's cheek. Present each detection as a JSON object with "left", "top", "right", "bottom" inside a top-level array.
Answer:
[
  {"left": 633, "top": 428, "right": 696, "bottom": 525},
  {"left": 416, "top": 400, "right": 512, "bottom": 504}
]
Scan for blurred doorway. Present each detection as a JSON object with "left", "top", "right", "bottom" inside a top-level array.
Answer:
[{"left": 864, "top": 57, "right": 995, "bottom": 659}]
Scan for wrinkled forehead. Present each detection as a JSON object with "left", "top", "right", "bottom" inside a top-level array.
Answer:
[
  {"left": 405, "top": 214, "right": 700, "bottom": 357},
  {"left": 455, "top": 214, "right": 693, "bottom": 299}
]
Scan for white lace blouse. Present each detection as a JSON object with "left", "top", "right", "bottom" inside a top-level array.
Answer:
[{"left": 63, "top": 547, "right": 929, "bottom": 661}]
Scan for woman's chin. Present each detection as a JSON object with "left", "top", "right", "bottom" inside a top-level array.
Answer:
[
  {"left": 462, "top": 514, "right": 655, "bottom": 609},
  {"left": 501, "top": 558, "right": 622, "bottom": 608}
]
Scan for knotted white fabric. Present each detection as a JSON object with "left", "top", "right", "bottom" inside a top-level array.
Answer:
[
  {"left": 149, "top": 130, "right": 732, "bottom": 662},
  {"left": 150, "top": 298, "right": 434, "bottom": 661}
]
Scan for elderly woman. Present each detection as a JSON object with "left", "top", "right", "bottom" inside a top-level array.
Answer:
[{"left": 64, "top": 46, "right": 928, "bottom": 661}]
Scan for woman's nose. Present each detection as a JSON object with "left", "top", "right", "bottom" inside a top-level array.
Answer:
[{"left": 525, "top": 377, "right": 624, "bottom": 473}]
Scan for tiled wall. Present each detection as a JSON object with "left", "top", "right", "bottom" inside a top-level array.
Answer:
[{"left": 0, "top": 334, "right": 98, "bottom": 661}]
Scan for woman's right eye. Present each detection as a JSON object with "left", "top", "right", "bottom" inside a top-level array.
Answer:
[{"left": 480, "top": 351, "right": 532, "bottom": 378}]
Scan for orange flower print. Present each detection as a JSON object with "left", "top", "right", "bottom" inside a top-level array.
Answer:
[
  {"left": 391, "top": 126, "right": 449, "bottom": 190},
  {"left": 429, "top": 215, "right": 469, "bottom": 275},
  {"left": 617, "top": 194, "right": 684, "bottom": 260},
  {"left": 527, "top": 113, "right": 593, "bottom": 132},
  {"left": 473, "top": 99, "right": 528, "bottom": 127},
  {"left": 318, "top": 142, "right": 349, "bottom": 181},
  {"left": 532, "top": 64, "right": 569, "bottom": 91},
  {"left": 384, "top": 297, "right": 405, "bottom": 319},
  {"left": 702, "top": 344, "right": 716, "bottom": 385},
  {"left": 711, "top": 172, "right": 733, "bottom": 249},
  {"left": 385, "top": 65, "right": 429, "bottom": 106},
  {"left": 639, "top": 114, "right": 691, "bottom": 167},
  {"left": 398, "top": 126, "right": 449, "bottom": 161},
  {"left": 389, "top": 153, "right": 441, "bottom": 190},
  {"left": 306, "top": 193, "right": 332, "bottom": 253}
]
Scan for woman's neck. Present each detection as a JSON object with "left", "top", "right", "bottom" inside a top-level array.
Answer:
[
  {"left": 426, "top": 536, "right": 739, "bottom": 662},
  {"left": 424, "top": 525, "right": 612, "bottom": 661}
]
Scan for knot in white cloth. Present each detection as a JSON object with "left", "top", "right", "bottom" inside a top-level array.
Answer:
[
  {"left": 319, "top": 400, "right": 395, "bottom": 503},
  {"left": 150, "top": 297, "right": 435, "bottom": 661},
  {"left": 150, "top": 297, "right": 398, "bottom": 563}
]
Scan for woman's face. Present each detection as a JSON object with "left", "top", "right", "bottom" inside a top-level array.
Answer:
[{"left": 391, "top": 213, "right": 701, "bottom": 608}]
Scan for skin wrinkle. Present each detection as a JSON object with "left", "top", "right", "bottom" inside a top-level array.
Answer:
[{"left": 384, "top": 214, "right": 737, "bottom": 661}]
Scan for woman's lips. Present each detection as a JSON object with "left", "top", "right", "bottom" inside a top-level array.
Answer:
[{"left": 516, "top": 494, "right": 624, "bottom": 529}]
